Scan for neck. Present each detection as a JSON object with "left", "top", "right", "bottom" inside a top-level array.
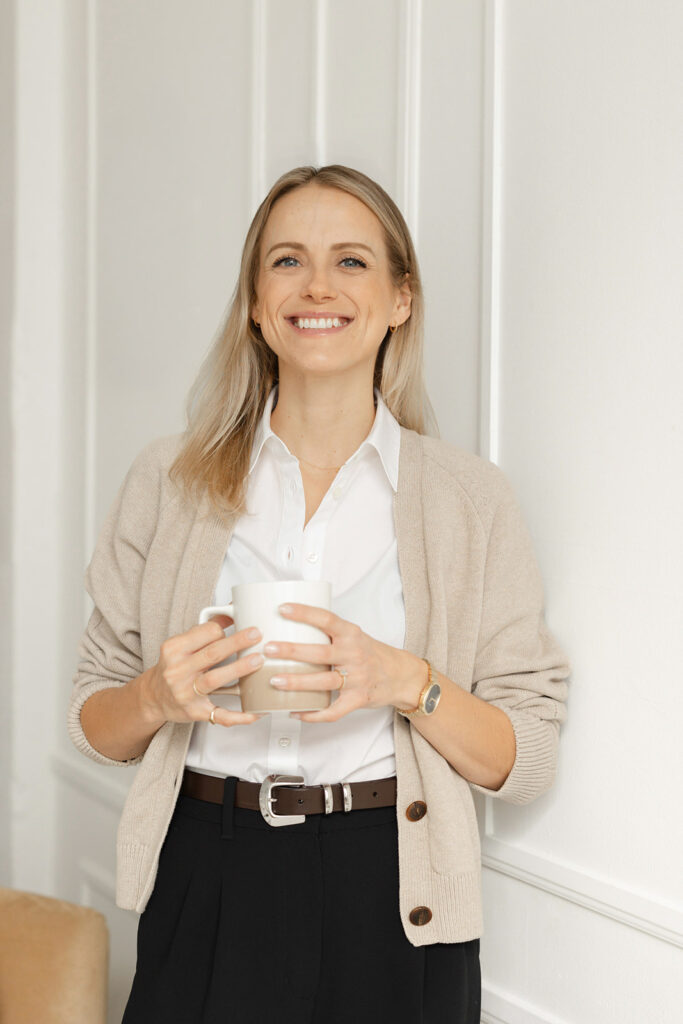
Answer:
[{"left": 269, "top": 371, "right": 377, "bottom": 470}]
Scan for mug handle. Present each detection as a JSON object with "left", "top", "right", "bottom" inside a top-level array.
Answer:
[
  {"left": 199, "top": 603, "right": 234, "bottom": 624},
  {"left": 198, "top": 604, "right": 239, "bottom": 695}
]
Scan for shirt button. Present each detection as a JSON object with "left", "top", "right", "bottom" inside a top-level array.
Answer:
[
  {"left": 289, "top": 480, "right": 297, "bottom": 494},
  {"left": 406, "top": 801, "right": 427, "bottom": 822},
  {"left": 409, "top": 906, "right": 433, "bottom": 927},
  {"left": 306, "top": 552, "right": 318, "bottom": 564},
  {"left": 278, "top": 737, "right": 291, "bottom": 748}
]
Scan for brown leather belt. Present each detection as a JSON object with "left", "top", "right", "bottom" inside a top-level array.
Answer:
[{"left": 181, "top": 767, "right": 397, "bottom": 825}]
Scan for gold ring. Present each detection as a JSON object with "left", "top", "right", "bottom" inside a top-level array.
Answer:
[
  {"left": 334, "top": 667, "right": 347, "bottom": 691},
  {"left": 209, "top": 706, "right": 217, "bottom": 725},
  {"left": 193, "top": 679, "right": 206, "bottom": 697}
]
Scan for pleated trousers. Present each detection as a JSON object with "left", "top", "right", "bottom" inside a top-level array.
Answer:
[{"left": 122, "top": 776, "right": 481, "bottom": 1024}]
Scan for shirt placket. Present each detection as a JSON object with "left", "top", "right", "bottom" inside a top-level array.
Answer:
[
  {"left": 265, "top": 453, "right": 358, "bottom": 777},
  {"left": 275, "top": 456, "right": 303, "bottom": 572},
  {"left": 267, "top": 451, "right": 305, "bottom": 775},
  {"left": 301, "top": 461, "right": 356, "bottom": 579}
]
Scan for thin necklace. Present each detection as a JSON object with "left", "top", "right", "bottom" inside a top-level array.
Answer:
[
  {"left": 277, "top": 396, "right": 376, "bottom": 474},
  {"left": 296, "top": 454, "right": 343, "bottom": 473}
]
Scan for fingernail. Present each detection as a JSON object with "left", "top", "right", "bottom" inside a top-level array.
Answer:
[
  {"left": 264, "top": 642, "right": 278, "bottom": 655},
  {"left": 247, "top": 627, "right": 261, "bottom": 640},
  {"left": 270, "top": 676, "right": 286, "bottom": 687},
  {"left": 249, "top": 653, "right": 264, "bottom": 667},
  {"left": 279, "top": 604, "right": 293, "bottom": 614}
]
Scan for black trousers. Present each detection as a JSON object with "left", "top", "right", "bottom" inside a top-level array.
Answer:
[{"left": 122, "top": 777, "right": 481, "bottom": 1023}]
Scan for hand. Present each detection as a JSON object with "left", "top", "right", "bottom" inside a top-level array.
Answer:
[
  {"left": 263, "top": 603, "right": 426, "bottom": 723},
  {"left": 146, "top": 615, "right": 266, "bottom": 728}
]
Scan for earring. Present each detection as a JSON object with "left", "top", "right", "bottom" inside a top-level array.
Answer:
[{"left": 389, "top": 324, "right": 397, "bottom": 334}]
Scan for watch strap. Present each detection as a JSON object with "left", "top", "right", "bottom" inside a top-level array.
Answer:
[{"left": 398, "top": 659, "right": 433, "bottom": 716}]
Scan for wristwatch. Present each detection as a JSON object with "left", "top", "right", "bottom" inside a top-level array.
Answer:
[{"left": 398, "top": 659, "right": 442, "bottom": 718}]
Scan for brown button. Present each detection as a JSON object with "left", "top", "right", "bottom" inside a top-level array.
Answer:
[
  {"left": 406, "top": 801, "right": 427, "bottom": 822},
  {"left": 409, "top": 906, "right": 433, "bottom": 927}
]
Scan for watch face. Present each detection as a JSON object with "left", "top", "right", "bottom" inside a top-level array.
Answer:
[{"left": 423, "top": 683, "right": 441, "bottom": 714}]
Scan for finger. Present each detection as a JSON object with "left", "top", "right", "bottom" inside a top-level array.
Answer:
[
  {"left": 289, "top": 699, "right": 352, "bottom": 724},
  {"left": 168, "top": 617, "right": 235, "bottom": 655},
  {"left": 185, "top": 627, "right": 263, "bottom": 675},
  {"left": 200, "top": 651, "right": 265, "bottom": 693},
  {"left": 208, "top": 706, "right": 265, "bottom": 728},
  {"left": 211, "top": 681, "right": 241, "bottom": 695},
  {"left": 269, "top": 669, "right": 340, "bottom": 692},
  {"left": 277, "top": 603, "right": 348, "bottom": 637},
  {"left": 208, "top": 613, "right": 234, "bottom": 628},
  {"left": 263, "top": 640, "right": 337, "bottom": 664}
]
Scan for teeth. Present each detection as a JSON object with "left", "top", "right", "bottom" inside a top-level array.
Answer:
[{"left": 293, "top": 317, "right": 348, "bottom": 329}]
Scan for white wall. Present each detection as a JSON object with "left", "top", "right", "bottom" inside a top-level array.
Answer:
[
  {"left": 0, "top": 0, "right": 15, "bottom": 886},
  {"left": 480, "top": 4, "right": 683, "bottom": 1021},
  {"left": 7, "top": 2, "right": 682, "bottom": 1022}
]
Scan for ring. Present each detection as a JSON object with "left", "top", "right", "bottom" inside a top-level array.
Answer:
[
  {"left": 333, "top": 666, "right": 347, "bottom": 691},
  {"left": 209, "top": 706, "right": 217, "bottom": 725},
  {"left": 192, "top": 679, "right": 206, "bottom": 697}
]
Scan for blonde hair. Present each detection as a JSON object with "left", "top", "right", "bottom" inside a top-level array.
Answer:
[{"left": 169, "top": 164, "right": 438, "bottom": 523}]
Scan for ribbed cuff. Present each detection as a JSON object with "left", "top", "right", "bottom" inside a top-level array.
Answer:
[
  {"left": 470, "top": 711, "right": 559, "bottom": 804},
  {"left": 67, "top": 679, "right": 144, "bottom": 768}
]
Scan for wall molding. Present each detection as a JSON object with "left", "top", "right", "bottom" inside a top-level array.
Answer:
[
  {"left": 396, "top": 0, "right": 422, "bottom": 244},
  {"left": 478, "top": 0, "right": 503, "bottom": 464},
  {"left": 482, "top": 985, "right": 560, "bottom": 1024},
  {"left": 483, "top": 836, "right": 683, "bottom": 949},
  {"left": 313, "top": 0, "right": 327, "bottom": 165},
  {"left": 11, "top": 0, "right": 70, "bottom": 893},
  {"left": 84, "top": 0, "right": 98, "bottom": 571},
  {"left": 250, "top": 0, "right": 266, "bottom": 213},
  {"left": 52, "top": 749, "right": 131, "bottom": 815}
]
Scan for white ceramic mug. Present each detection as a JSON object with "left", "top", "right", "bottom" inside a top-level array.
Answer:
[{"left": 199, "top": 579, "right": 333, "bottom": 713}]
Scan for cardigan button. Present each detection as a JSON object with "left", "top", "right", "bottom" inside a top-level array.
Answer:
[
  {"left": 409, "top": 906, "right": 433, "bottom": 927},
  {"left": 406, "top": 801, "right": 427, "bottom": 821}
]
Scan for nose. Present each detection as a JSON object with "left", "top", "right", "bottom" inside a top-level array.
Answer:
[{"left": 301, "top": 262, "right": 336, "bottom": 303}]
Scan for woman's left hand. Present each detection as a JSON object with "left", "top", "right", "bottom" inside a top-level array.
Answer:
[{"left": 263, "top": 603, "right": 425, "bottom": 722}]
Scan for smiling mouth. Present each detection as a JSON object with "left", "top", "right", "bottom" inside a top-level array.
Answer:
[{"left": 286, "top": 316, "right": 353, "bottom": 332}]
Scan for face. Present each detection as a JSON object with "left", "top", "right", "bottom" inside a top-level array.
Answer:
[{"left": 251, "top": 184, "right": 411, "bottom": 381}]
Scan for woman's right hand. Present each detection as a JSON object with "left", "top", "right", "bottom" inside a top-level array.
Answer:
[{"left": 146, "top": 615, "right": 265, "bottom": 728}]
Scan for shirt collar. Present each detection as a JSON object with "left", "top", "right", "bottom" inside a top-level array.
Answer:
[{"left": 249, "top": 386, "right": 400, "bottom": 491}]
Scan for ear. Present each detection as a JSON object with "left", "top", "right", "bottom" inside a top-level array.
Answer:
[
  {"left": 250, "top": 302, "right": 260, "bottom": 324},
  {"left": 392, "top": 273, "right": 412, "bottom": 327}
]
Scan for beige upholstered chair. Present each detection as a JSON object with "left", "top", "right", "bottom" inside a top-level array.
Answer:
[{"left": 0, "top": 887, "right": 108, "bottom": 1023}]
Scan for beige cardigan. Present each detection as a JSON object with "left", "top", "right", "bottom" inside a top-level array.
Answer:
[{"left": 68, "top": 426, "right": 569, "bottom": 945}]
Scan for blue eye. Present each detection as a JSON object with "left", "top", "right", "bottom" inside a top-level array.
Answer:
[{"left": 271, "top": 255, "right": 367, "bottom": 269}]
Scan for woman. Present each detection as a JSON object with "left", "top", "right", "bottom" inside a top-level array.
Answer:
[{"left": 69, "top": 164, "right": 569, "bottom": 1023}]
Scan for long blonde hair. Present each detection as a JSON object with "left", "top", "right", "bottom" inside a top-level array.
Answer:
[{"left": 169, "top": 164, "right": 438, "bottom": 523}]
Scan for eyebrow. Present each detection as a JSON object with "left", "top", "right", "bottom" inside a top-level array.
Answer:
[{"left": 265, "top": 241, "right": 377, "bottom": 259}]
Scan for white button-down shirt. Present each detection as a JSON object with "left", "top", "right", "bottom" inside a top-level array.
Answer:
[{"left": 185, "top": 386, "right": 406, "bottom": 784}]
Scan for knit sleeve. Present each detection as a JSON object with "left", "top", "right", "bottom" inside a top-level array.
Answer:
[
  {"left": 67, "top": 438, "right": 169, "bottom": 768},
  {"left": 469, "top": 473, "right": 570, "bottom": 804}
]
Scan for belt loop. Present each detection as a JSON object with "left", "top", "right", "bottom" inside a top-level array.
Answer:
[
  {"left": 322, "top": 784, "right": 334, "bottom": 814},
  {"left": 221, "top": 776, "right": 238, "bottom": 840}
]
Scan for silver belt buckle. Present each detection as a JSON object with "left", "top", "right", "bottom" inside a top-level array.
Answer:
[{"left": 259, "top": 774, "right": 306, "bottom": 827}]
